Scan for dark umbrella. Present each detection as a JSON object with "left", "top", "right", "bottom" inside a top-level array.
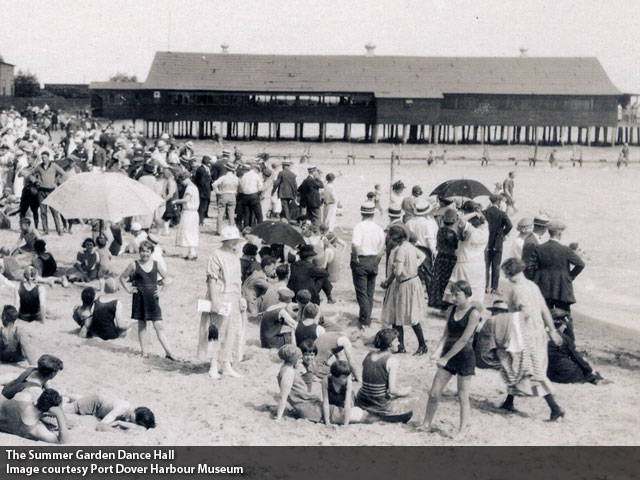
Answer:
[
  {"left": 430, "top": 179, "right": 491, "bottom": 199},
  {"left": 250, "top": 221, "right": 305, "bottom": 248}
]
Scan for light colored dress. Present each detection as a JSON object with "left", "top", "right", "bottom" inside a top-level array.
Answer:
[
  {"left": 381, "top": 241, "right": 426, "bottom": 326},
  {"left": 445, "top": 221, "right": 489, "bottom": 305},
  {"left": 505, "top": 278, "right": 554, "bottom": 397},
  {"left": 198, "top": 248, "right": 246, "bottom": 363},
  {"left": 176, "top": 182, "right": 200, "bottom": 248}
]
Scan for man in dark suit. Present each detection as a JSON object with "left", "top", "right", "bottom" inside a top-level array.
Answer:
[
  {"left": 527, "top": 220, "right": 585, "bottom": 313},
  {"left": 194, "top": 156, "right": 213, "bottom": 225},
  {"left": 297, "top": 166, "right": 324, "bottom": 226},
  {"left": 287, "top": 245, "right": 330, "bottom": 305},
  {"left": 483, "top": 194, "right": 512, "bottom": 293},
  {"left": 523, "top": 215, "right": 548, "bottom": 279},
  {"left": 271, "top": 160, "right": 298, "bottom": 221}
]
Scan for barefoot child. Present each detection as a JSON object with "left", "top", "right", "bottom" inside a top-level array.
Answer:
[{"left": 420, "top": 280, "right": 480, "bottom": 438}]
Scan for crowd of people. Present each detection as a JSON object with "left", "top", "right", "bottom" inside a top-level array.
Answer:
[{"left": 0, "top": 107, "right": 608, "bottom": 442}]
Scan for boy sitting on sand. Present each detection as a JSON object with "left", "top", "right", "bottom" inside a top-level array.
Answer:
[{"left": 0, "top": 305, "right": 37, "bottom": 365}]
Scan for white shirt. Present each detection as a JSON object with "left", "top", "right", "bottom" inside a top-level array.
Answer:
[
  {"left": 352, "top": 219, "right": 385, "bottom": 256},
  {"left": 213, "top": 172, "right": 239, "bottom": 194},
  {"left": 406, "top": 216, "right": 438, "bottom": 252},
  {"left": 239, "top": 170, "right": 264, "bottom": 195}
]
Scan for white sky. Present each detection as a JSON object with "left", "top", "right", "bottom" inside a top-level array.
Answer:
[{"left": 1, "top": 0, "right": 638, "bottom": 92}]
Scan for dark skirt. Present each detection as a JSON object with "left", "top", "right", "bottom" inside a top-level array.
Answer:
[
  {"left": 132, "top": 286, "right": 162, "bottom": 321},
  {"left": 433, "top": 254, "right": 457, "bottom": 308}
]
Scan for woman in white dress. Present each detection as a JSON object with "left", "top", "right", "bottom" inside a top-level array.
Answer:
[
  {"left": 197, "top": 226, "right": 247, "bottom": 379},
  {"left": 173, "top": 174, "right": 200, "bottom": 261},
  {"left": 444, "top": 201, "right": 489, "bottom": 306}
]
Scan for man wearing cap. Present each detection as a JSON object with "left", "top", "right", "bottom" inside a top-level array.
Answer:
[
  {"left": 297, "top": 166, "right": 324, "bottom": 226},
  {"left": 351, "top": 202, "right": 385, "bottom": 329},
  {"left": 406, "top": 201, "right": 439, "bottom": 304},
  {"left": 271, "top": 160, "right": 298, "bottom": 222},
  {"left": 483, "top": 194, "right": 513, "bottom": 294},
  {"left": 33, "top": 151, "right": 65, "bottom": 236},
  {"left": 194, "top": 156, "right": 213, "bottom": 225},
  {"left": 401, "top": 185, "right": 422, "bottom": 220},
  {"left": 287, "top": 245, "right": 330, "bottom": 305},
  {"left": 237, "top": 162, "right": 264, "bottom": 229},
  {"left": 212, "top": 163, "right": 239, "bottom": 235},
  {"left": 507, "top": 217, "right": 533, "bottom": 260},
  {"left": 527, "top": 220, "right": 585, "bottom": 315}
]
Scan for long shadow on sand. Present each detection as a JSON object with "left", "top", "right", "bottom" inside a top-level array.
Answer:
[
  {"left": 470, "top": 397, "right": 532, "bottom": 419},
  {"left": 144, "top": 356, "right": 209, "bottom": 375}
]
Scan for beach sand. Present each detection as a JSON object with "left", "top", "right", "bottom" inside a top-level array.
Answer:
[{"left": 0, "top": 139, "right": 638, "bottom": 446}]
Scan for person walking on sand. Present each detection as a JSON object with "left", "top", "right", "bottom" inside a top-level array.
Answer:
[
  {"left": 502, "top": 171, "right": 517, "bottom": 216},
  {"left": 419, "top": 281, "right": 480, "bottom": 439},
  {"left": 173, "top": 173, "right": 200, "bottom": 261},
  {"left": 120, "top": 241, "right": 175, "bottom": 360}
]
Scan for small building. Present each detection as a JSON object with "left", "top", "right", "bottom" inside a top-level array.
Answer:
[
  {"left": 0, "top": 60, "right": 15, "bottom": 97},
  {"left": 90, "top": 51, "right": 631, "bottom": 145}
]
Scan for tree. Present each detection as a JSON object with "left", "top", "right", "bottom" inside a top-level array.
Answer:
[
  {"left": 14, "top": 70, "right": 41, "bottom": 97},
  {"left": 109, "top": 72, "right": 138, "bottom": 83}
]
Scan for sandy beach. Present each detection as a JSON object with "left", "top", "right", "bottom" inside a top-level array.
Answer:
[{"left": 0, "top": 139, "right": 638, "bottom": 446}]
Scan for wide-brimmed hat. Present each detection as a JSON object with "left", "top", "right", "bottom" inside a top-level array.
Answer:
[
  {"left": 220, "top": 226, "right": 241, "bottom": 242},
  {"left": 388, "top": 207, "right": 402, "bottom": 219},
  {"left": 130, "top": 222, "right": 142, "bottom": 232},
  {"left": 416, "top": 201, "right": 434, "bottom": 216},
  {"left": 224, "top": 162, "right": 236, "bottom": 171},
  {"left": 298, "top": 244, "right": 317, "bottom": 258},
  {"left": 487, "top": 299, "right": 509, "bottom": 313}
]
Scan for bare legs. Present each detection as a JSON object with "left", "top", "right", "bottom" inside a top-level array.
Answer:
[
  {"left": 137, "top": 320, "right": 175, "bottom": 359},
  {"left": 420, "top": 368, "right": 472, "bottom": 438}
]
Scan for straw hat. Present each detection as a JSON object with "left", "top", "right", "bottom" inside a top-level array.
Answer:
[
  {"left": 360, "top": 202, "right": 376, "bottom": 215},
  {"left": 415, "top": 201, "right": 434, "bottom": 216},
  {"left": 388, "top": 207, "right": 402, "bottom": 219},
  {"left": 487, "top": 299, "right": 509, "bottom": 313}
]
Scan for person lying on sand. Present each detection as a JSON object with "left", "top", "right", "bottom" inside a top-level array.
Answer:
[
  {"left": 0, "top": 388, "right": 70, "bottom": 443},
  {"left": 63, "top": 393, "right": 155, "bottom": 431}
]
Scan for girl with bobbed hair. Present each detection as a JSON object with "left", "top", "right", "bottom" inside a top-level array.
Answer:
[
  {"left": 420, "top": 280, "right": 480, "bottom": 439},
  {"left": 355, "top": 328, "right": 413, "bottom": 423}
]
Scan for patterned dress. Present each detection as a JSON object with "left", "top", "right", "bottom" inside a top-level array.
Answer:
[
  {"left": 198, "top": 248, "right": 246, "bottom": 363},
  {"left": 433, "top": 226, "right": 458, "bottom": 308},
  {"left": 381, "top": 241, "right": 426, "bottom": 326},
  {"left": 506, "top": 278, "right": 554, "bottom": 397}
]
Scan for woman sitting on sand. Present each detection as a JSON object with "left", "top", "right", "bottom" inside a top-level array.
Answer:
[
  {"left": 63, "top": 393, "right": 155, "bottom": 431},
  {"left": 67, "top": 238, "right": 101, "bottom": 284},
  {"left": 321, "top": 361, "right": 370, "bottom": 427},
  {"left": 74, "top": 281, "right": 130, "bottom": 341},
  {"left": 419, "top": 280, "right": 480, "bottom": 438},
  {"left": 11, "top": 217, "right": 41, "bottom": 255},
  {"left": 355, "top": 328, "right": 413, "bottom": 423},
  {"left": 275, "top": 345, "right": 369, "bottom": 426},
  {"left": 0, "top": 305, "right": 37, "bottom": 365},
  {"left": 0, "top": 388, "right": 70, "bottom": 443},
  {"left": 15, "top": 267, "right": 46, "bottom": 322}
]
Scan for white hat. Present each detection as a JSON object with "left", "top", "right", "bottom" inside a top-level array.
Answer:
[
  {"left": 157, "top": 140, "right": 166, "bottom": 147},
  {"left": 220, "top": 226, "right": 241, "bottom": 242},
  {"left": 131, "top": 222, "right": 142, "bottom": 232},
  {"left": 161, "top": 133, "right": 170, "bottom": 140}
]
